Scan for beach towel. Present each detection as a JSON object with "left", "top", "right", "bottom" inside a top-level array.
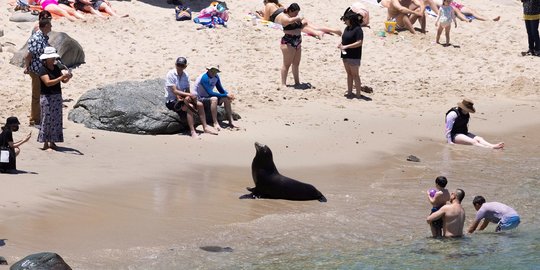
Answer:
[{"left": 193, "top": 1, "right": 229, "bottom": 28}]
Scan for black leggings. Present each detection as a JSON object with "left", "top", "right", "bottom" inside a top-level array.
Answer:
[{"left": 525, "top": 19, "right": 540, "bottom": 51}]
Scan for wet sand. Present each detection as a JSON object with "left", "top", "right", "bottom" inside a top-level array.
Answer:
[{"left": 1, "top": 120, "right": 538, "bottom": 268}]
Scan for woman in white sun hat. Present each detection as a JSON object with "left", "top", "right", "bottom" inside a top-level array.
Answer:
[{"left": 38, "top": 46, "right": 72, "bottom": 150}]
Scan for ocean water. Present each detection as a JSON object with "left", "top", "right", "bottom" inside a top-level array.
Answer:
[{"left": 2, "top": 128, "right": 539, "bottom": 269}]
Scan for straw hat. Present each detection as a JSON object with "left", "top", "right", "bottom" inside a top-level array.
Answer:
[
  {"left": 457, "top": 98, "right": 475, "bottom": 113},
  {"left": 206, "top": 65, "right": 221, "bottom": 73},
  {"left": 39, "top": 46, "right": 60, "bottom": 60}
]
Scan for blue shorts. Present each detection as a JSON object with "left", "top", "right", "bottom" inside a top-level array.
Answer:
[{"left": 496, "top": 216, "right": 520, "bottom": 232}]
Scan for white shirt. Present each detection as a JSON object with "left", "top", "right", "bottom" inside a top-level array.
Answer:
[{"left": 164, "top": 69, "right": 190, "bottom": 102}]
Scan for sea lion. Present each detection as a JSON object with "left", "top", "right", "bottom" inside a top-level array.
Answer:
[{"left": 240, "top": 142, "right": 327, "bottom": 202}]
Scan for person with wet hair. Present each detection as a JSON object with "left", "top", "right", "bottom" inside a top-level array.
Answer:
[
  {"left": 427, "top": 188, "right": 466, "bottom": 237},
  {"left": 468, "top": 196, "right": 521, "bottom": 233},
  {"left": 427, "top": 176, "right": 451, "bottom": 237}
]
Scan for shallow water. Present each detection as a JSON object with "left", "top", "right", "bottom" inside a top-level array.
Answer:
[{"left": 2, "top": 128, "right": 539, "bottom": 269}]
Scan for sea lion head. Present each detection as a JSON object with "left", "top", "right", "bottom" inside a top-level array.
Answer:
[{"left": 252, "top": 142, "right": 278, "bottom": 182}]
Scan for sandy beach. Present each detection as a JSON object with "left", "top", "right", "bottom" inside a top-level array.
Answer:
[{"left": 1, "top": 0, "right": 539, "bottom": 268}]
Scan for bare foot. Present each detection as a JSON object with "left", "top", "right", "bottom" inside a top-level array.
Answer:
[
  {"left": 213, "top": 123, "right": 221, "bottom": 131},
  {"left": 50, "top": 143, "right": 58, "bottom": 150},
  {"left": 204, "top": 127, "right": 218, "bottom": 135},
  {"left": 344, "top": 92, "right": 355, "bottom": 99},
  {"left": 493, "top": 16, "right": 500, "bottom": 21},
  {"left": 41, "top": 143, "right": 49, "bottom": 150},
  {"left": 228, "top": 122, "right": 241, "bottom": 130},
  {"left": 493, "top": 142, "right": 504, "bottom": 149},
  {"left": 190, "top": 131, "right": 200, "bottom": 139}
]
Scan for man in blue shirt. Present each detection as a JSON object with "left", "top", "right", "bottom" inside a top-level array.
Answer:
[{"left": 193, "top": 66, "right": 239, "bottom": 130}]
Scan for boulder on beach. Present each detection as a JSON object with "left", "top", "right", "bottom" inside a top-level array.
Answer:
[{"left": 9, "top": 252, "right": 72, "bottom": 270}]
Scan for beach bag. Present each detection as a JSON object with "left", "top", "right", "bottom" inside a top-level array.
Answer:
[
  {"left": 0, "top": 146, "right": 16, "bottom": 173},
  {"left": 175, "top": 6, "right": 192, "bottom": 21},
  {"left": 0, "top": 147, "right": 9, "bottom": 164}
]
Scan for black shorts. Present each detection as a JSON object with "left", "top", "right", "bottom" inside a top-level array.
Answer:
[
  {"left": 430, "top": 207, "right": 443, "bottom": 231},
  {"left": 165, "top": 100, "right": 187, "bottom": 118}
]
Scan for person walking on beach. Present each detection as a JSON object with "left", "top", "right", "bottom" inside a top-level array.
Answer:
[
  {"left": 427, "top": 189, "right": 466, "bottom": 237},
  {"left": 468, "top": 196, "right": 521, "bottom": 233},
  {"left": 435, "top": 0, "right": 457, "bottom": 46},
  {"left": 0, "top": 117, "right": 32, "bottom": 173},
  {"left": 521, "top": 0, "right": 540, "bottom": 56},
  {"left": 445, "top": 99, "right": 504, "bottom": 149},
  {"left": 24, "top": 18, "right": 52, "bottom": 127},
  {"left": 193, "top": 66, "right": 239, "bottom": 130},
  {"left": 164, "top": 57, "right": 217, "bottom": 139},
  {"left": 427, "top": 176, "right": 451, "bottom": 237},
  {"left": 38, "top": 46, "right": 72, "bottom": 151},
  {"left": 338, "top": 8, "right": 372, "bottom": 99}
]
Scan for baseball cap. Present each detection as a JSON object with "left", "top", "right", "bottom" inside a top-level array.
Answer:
[{"left": 176, "top": 57, "right": 187, "bottom": 66}]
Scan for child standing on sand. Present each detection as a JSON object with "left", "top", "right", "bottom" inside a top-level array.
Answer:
[
  {"left": 427, "top": 176, "right": 451, "bottom": 237},
  {"left": 435, "top": 0, "right": 458, "bottom": 46}
]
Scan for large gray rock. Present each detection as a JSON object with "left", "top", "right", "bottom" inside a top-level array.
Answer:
[
  {"left": 68, "top": 79, "right": 241, "bottom": 135},
  {"left": 10, "top": 252, "right": 71, "bottom": 270},
  {"left": 10, "top": 31, "right": 85, "bottom": 68},
  {"left": 9, "top": 12, "right": 38, "bottom": 23}
]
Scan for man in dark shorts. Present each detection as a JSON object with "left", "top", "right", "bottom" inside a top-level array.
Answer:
[{"left": 164, "top": 57, "right": 217, "bottom": 139}]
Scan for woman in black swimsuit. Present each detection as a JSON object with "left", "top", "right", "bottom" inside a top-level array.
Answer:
[
  {"left": 275, "top": 3, "right": 304, "bottom": 86},
  {"left": 256, "top": 0, "right": 342, "bottom": 38}
]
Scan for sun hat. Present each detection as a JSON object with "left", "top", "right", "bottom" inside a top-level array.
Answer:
[
  {"left": 457, "top": 98, "right": 475, "bottom": 113},
  {"left": 6, "top": 116, "right": 20, "bottom": 126},
  {"left": 176, "top": 57, "right": 187, "bottom": 66},
  {"left": 39, "top": 46, "right": 60, "bottom": 60},
  {"left": 206, "top": 65, "right": 221, "bottom": 72}
]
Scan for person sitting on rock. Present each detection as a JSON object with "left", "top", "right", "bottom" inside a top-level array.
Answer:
[
  {"left": 164, "top": 57, "right": 218, "bottom": 139},
  {"left": 193, "top": 65, "right": 239, "bottom": 130}
]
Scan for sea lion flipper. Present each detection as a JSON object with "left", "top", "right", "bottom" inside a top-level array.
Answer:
[
  {"left": 246, "top": 187, "right": 255, "bottom": 192},
  {"left": 239, "top": 193, "right": 256, "bottom": 199}
]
